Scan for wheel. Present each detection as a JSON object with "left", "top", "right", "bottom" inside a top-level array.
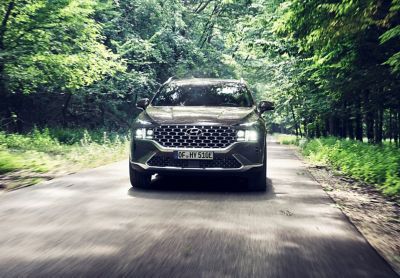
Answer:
[
  {"left": 129, "top": 163, "right": 151, "bottom": 188},
  {"left": 247, "top": 153, "right": 267, "bottom": 191}
]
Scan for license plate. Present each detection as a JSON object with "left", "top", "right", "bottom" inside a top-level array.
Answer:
[{"left": 175, "top": 151, "right": 214, "bottom": 160}]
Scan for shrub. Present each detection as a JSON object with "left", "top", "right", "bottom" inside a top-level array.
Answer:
[
  {"left": 0, "top": 128, "right": 129, "bottom": 178},
  {"left": 0, "top": 148, "right": 23, "bottom": 174},
  {"left": 300, "top": 138, "right": 400, "bottom": 196},
  {"left": 276, "top": 134, "right": 299, "bottom": 145}
]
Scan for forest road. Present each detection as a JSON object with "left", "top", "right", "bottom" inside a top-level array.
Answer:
[{"left": 0, "top": 142, "right": 397, "bottom": 278}]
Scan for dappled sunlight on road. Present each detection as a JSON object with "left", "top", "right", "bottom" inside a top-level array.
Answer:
[{"left": 0, "top": 144, "right": 396, "bottom": 277}]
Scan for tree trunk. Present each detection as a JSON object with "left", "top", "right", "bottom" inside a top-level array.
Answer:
[
  {"left": 364, "top": 91, "right": 374, "bottom": 143},
  {"left": 329, "top": 116, "right": 334, "bottom": 136},
  {"left": 341, "top": 117, "right": 347, "bottom": 138},
  {"left": 366, "top": 112, "right": 374, "bottom": 143},
  {"left": 290, "top": 104, "right": 300, "bottom": 137},
  {"left": 62, "top": 93, "right": 72, "bottom": 127},
  {"left": 396, "top": 111, "right": 400, "bottom": 147},
  {"left": 390, "top": 110, "right": 394, "bottom": 143},
  {"left": 323, "top": 118, "right": 329, "bottom": 137},
  {"left": 0, "top": 1, "right": 15, "bottom": 97},
  {"left": 374, "top": 105, "right": 383, "bottom": 144},
  {"left": 340, "top": 102, "right": 347, "bottom": 138},
  {"left": 315, "top": 119, "right": 321, "bottom": 138},
  {"left": 348, "top": 117, "right": 355, "bottom": 140},
  {"left": 303, "top": 120, "right": 308, "bottom": 138},
  {"left": 355, "top": 99, "right": 363, "bottom": 141}
]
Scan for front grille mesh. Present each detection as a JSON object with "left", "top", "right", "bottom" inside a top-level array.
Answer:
[
  {"left": 198, "top": 158, "right": 241, "bottom": 168},
  {"left": 153, "top": 125, "right": 236, "bottom": 148},
  {"left": 147, "top": 155, "right": 241, "bottom": 169},
  {"left": 147, "top": 156, "right": 189, "bottom": 168}
]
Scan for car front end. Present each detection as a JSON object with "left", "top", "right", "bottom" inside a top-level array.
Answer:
[
  {"left": 130, "top": 121, "right": 266, "bottom": 176},
  {"left": 128, "top": 78, "right": 274, "bottom": 190}
]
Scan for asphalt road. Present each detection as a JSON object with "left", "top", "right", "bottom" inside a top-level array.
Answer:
[{"left": 0, "top": 142, "right": 397, "bottom": 278}]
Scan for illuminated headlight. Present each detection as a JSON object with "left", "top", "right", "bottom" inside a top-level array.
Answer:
[
  {"left": 237, "top": 130, "right": 258, "bottom": 142},
  {"left": 135, "top": 128, "right": 153, "bottom": 139},
  {"left": 146, "top": 129, "right": 153, "bottom": 137},
  {"left": 237, "top": 130, "right": 245, "bottom": 138}
]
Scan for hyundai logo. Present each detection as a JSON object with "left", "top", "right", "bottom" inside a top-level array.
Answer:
[{"left": 186, "top": 128, "right": 202, "bottom": 136}]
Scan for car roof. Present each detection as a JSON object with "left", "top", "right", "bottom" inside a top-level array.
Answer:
[{"left": 168, "top": 78, "right": 245, "bottom": 86}]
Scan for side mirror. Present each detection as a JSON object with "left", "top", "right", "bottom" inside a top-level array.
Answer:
[
  {"left": 136, "top": 98, "right": 150, "bottom": 110},
  {"left": 258, "top": 100, "right": 274, "bottom": 114}
]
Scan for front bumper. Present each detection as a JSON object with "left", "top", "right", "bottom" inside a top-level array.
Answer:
[{"left": 130, "top": 139, "right": 265, "bottom": 175}]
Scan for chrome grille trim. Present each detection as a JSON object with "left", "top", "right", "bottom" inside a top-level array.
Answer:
[{"left": 153, "top": 125, "right": 236, "bottom": 149}]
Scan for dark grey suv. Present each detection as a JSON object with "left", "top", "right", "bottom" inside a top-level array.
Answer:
[{"left": 129, "top": 78, "right": 274, "bottom": 190}]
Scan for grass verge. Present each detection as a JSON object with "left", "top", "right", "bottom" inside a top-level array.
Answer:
[
  {"left": 276, "top": 135, "right": 400, "bottom": 197},
  {"left": 0, "top": 128, "right": 129, "bottom": 190}
]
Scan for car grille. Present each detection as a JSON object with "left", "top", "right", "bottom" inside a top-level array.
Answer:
[
  {"left": 147, "top": 155, "right": 242, "bottom": 169},
  {"left": 153, "top": 125, "right": 236, "bottom": 149}
]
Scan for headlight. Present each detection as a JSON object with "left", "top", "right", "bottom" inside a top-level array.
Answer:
[
  {"left": 237, "top": 130, "right": 258, "bottom": 142},
  {"left": 135, "top": 128, "right": 154, "bottom": 139}
]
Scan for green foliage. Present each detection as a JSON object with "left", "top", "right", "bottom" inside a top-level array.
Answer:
[
  {"left": 0, "top": 148, "right": 49, "bottom": 175},
  {"left": 1, "top": 0, "right": 399, "bottom": 137},
  {"left": 300, "top": 138, "right": 400, "bottom": 196},
  {"left": 0, "top": 128, "right": 129, "bottom": 182},
  {"left": 2, "top": 0, "right": 261, "bottom": 130},
  {"left": 249, "top": 0, "right": 400, "bottom": 141},
  {"left": 0, "top": 0, "right": 124, "bottom": 95},
  {"left": 0, "top": 0, "right": 399, "bottom": 196},
  {"left": 380, "top": 0, "right": 400, "bottom": 73},
  {"left": 0, "top": 128, "right": 61, "bottom": 153},
  {"left": 0, "top": 148, "right": 23, "bottom": 174},
  {"left": 276, "top": 134, "right": 299, "bottom": 145}
]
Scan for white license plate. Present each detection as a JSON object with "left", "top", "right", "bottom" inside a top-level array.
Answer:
[{"left": 175, "top": 151, "right": 214, "bottom": 160}]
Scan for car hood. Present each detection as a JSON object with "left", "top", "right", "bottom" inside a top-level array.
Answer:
[{"left": 144, "top": 106, "right": 256, "bottom": 125}]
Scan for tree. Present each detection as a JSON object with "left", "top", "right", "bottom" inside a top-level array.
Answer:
[
  {"left": 0, "top": 0, "right": 124, "bottom": 129},
  {"left": 258, "top": 0, "right": 400, "bottom": 144}
]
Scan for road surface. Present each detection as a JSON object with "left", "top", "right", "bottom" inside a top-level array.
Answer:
[{"left": 0, "top": 142, "right": 397, "bottom": 277}]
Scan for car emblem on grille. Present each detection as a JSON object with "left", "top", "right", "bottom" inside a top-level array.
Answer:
[{"left": 186, "top": 127, "right": 202, "bottom": 136}]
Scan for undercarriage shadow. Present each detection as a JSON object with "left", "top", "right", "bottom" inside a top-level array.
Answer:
[{"left": 128, "top": 175, "right": 275, "bottom": 201}]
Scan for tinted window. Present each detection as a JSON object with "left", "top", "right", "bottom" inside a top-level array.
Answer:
[{"left": 152, "top": 83, "right": 254, "bottom": 107}]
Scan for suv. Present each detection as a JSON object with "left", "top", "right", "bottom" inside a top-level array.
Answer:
[{"left": 129, "top": 78, "right": 274, "bottom": 190}]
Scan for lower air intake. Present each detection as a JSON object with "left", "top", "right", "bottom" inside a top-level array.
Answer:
[{"left": 147, "top": 155, "right": 241, "bottom": 169}]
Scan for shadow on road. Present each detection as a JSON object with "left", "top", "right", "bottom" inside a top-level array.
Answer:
[{"left": 127, "top": 175, "right": 276, "bottom": 201}]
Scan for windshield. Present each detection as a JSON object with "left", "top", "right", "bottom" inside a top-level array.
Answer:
[{"left": 151, "top": 82, "right": 254, "bottom": 107}]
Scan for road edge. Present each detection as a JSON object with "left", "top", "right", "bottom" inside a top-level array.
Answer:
[{"left": 285, "top": 144, "right": 400, "bottom": 276}]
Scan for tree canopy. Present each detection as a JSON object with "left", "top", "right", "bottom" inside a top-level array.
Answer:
[
  {"left": 0, "top": 0, "right": 123, "bottom": 94},
  {"left": 0, "top": 0, "right": 399, "bottom": 144}
]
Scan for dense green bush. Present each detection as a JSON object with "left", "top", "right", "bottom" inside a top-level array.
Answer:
[
  {"left": 0, "top": 148, "right": 23, "bottom": 174},
  {"left": 0, "top": 128, "right": 129, "bottom": 151},
  {"left": 0, "top": 128, "right": 62, "bottom": 154},
  {"left": 276, "top": 134, "right": 299, "bottom": 145},
  {"left": 48, "top": 128, "right": 129, "bottom": 145},
  {"left": 300, "top": 138, "right": 400, "bottom": 196},
  {"left": 0, "top": 128, "right": 129, "bottom": 181}
]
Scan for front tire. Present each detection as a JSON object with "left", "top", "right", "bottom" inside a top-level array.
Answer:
[
  {"left": 129, "top": 163, "right": 151, "bottom": 188},
  {"left": 247, "top": 153, "right": 267, "bottom": 191}
]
